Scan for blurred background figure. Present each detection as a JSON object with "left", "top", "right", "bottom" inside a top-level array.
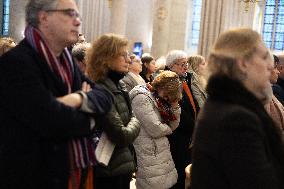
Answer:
[
  {"left": 86, "top": 33, "right": 140, "bottom": 189},
  {"left": 153, "top": 55, "right": 166, "bottom": 78},
  {"left": 140, "top": 55, "right": 156, "bottom": 83},
  {"left": 121, "top": 54, "right": 145, "bottom": 92},
  {"left": 0, "top": 37, "right": 16, "bottom": 56},
  {"left": 72, "top": 42, "right": 91, "bottom": 73},
  {"left": 265, "top": 54, "right": 284, "bottom": 133},
  {"left": 191, "top": 28, "right": 284, "bottom": 189},
  {"left": 78, "top": 33, "right": 86, "bottom": 43},
  {"left": 187, "top": 55, "right": 208, "bottom": 108},
  {"left": 165, "top": 49, "right": 198, "bottom": 189},
  {"left": 129, "top": 70, "right": 182, "bottom": 189},
  {"left": 273, "top": 54, "right": 284, "bottom": 105}
]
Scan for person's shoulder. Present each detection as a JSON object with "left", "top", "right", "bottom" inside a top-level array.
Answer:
[
  {"left": 129, "top": 85, "right": 150, "bottom": 101},
  {"left": 121, "top": 73, "right": 132, "bottom": 83},
  {"left": 201, "top": 101, "right": 261, "bottom": 128},
  {"left": 1, "top": 39, "right": 36, "bottom": 63}
]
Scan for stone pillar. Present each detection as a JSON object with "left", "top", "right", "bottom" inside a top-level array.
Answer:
[
  {"left": 9, "top": 0, "right": 28, "bottom": 42},
  {"left": 77, "top": 0, "right": 111, "bottom": 43},
  {"left": 151, "top": 0, "right": 171, "bottom": 58},
  {"left": 0, "top": 0, "right": 3, "bottom": 35},
  {"left": 152, "top": 0, "right": 188, "bottom": 58},
  {"left": 110, "top": 0, "right": 128, "bottom": 35},
  {"left": 125, "top": 0, "right": 154, "bottom": 53}
]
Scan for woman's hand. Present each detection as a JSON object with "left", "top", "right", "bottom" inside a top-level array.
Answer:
[{"left": 170, "top": 100, "right": 180, "bottom": 109}]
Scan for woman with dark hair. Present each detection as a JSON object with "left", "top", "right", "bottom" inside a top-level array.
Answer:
[
  {"left": 140, "top": 55, "right": 156, "bottom": 83},
  {"left": 86, "top": 33, "right": 140, "bottom": 189}
]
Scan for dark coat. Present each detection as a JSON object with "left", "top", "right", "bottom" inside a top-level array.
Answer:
[
  {"left": 94, "top": 77, "right": 140, "bottom": 177},
  {"left": 0, "top": 40, "right": 111, "bottom": 189},
  {"left": 273, "top": 79, "right": 284, "bottom": 105},
  {"left": 168, "top": 72, "right": 199, "bottom": 188},
  {"left": 191, "top": 75, "right": 284, "bottom": 189}
]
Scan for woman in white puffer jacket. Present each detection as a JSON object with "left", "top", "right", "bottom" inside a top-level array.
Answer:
[{"left": 129, "top": 71, "right": 182, "bottom": 189}]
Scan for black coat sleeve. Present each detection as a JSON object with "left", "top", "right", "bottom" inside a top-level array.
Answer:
[{"left": 0, "top": 48, "right": 92, "bottom": 139}]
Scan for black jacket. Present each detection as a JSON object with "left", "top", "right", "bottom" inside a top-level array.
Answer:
[
  {"left": 273, "top": 78, "right": 284, "bottom": 105},
  {"left": 0, "top": 40, "right": 112, "bottom": 189},
  {"left": 191, "top": 75, "right": 284, "bottom": 189},
  {"left": 168, "top": 72, "right": 199, "bottom": 188}
]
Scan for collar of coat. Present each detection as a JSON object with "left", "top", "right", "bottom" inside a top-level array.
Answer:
[
  {"left": 207, "top": 74, "right": 264, "bottom": 112},
  {"left": 206, "top": 74, "right": 284, "bottom": 168}
]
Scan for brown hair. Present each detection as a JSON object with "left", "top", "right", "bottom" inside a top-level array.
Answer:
[
  {"left": 0, "top": 37, "right": 16, "bottom": 56},
  {"left": 208, "top": 28, "right": 262, "bottom": 79},
  {"left": 86, "top": 33, "right": 128, "bottom": 82},
  {"left": 152, "top": 70, "right": 182, "bottom": 101}
]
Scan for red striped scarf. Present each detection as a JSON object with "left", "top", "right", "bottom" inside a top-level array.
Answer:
[{"left": 25, "top": 25, "right": 95, "bottom": 189}]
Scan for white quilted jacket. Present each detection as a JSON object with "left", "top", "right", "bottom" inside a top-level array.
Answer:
[{"left": 129, "top": 85, "right": 180, "bottom": 189}]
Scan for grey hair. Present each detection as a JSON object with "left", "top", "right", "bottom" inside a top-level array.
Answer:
[
  {"left": 72, "top": 42, "right": 91, "bottom": 62},
  {"left": 165, "top": 50, "right": 187, "bottom": 68},
  {"left": 25, "top": 0, "right": 58, "bottom": 27}
]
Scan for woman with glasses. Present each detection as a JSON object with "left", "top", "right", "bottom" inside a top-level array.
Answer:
[
  {"left": 121, "top": 54, "right": 145, "bottom": 92},
  {"left": 140, "top": 55, "right": 156, "bottom": 83},
  {"left": 86, "top": 33, "right": 140, "bottom": 189}
]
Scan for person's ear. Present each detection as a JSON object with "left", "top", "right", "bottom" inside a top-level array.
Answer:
[
  {"left": 38, "top": 10, "right": 49, "bottom": 26},
  {"left": 236, "top": 58, "right": 249, "bottom": 74}
]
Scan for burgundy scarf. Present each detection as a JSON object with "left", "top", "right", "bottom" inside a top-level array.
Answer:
[
  {"left": 152, "top": 91, "right": 177, "bottom": 124},
  {"left": 25, "top": 25, "right": 95, "bottom": 189}
]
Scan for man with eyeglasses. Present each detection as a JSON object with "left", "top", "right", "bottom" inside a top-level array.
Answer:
[
  {"left": 165, "top": 50, "right": 199, "bottom": 189},
  {"left": 0, "top": 0, "right": 114, "bottom": 189}
]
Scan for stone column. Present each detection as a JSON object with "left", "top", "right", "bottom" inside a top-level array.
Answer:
[
  {"left": 125, "top": 0, "right": 154, "bottom": 53},
  {"left": 9, "top": 0, "right": 28, "bottom": 42},
  {"left": 152, "top": 0, "right": 188, "bottom": 58},
  {"left": 77, "top": 0, "right": 111, "bottom": 43},
  {"left": 151, "top": 0, "right": 171, "bottom": 58},
  {"left": 110, "top": 0, "right": 128, "bottom": 35}
]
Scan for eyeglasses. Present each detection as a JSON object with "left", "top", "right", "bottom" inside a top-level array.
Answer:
[
  {"left": 130, "top": 60, "right": 143, "bottom": 65},
  {"left": 175, "top": 61, "right": 188, "bottom": 68},
  {"left": 119, "top": 52, "right": 130, "bottom": 61},
  {"left": 46, "top": 8, "right": 81, "bottom": 20}
]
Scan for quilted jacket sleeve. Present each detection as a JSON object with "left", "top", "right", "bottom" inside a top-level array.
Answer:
[{"left": 131, "top": 93, "right": 175, "bottom": 138}]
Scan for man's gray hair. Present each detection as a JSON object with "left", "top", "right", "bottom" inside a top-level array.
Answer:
[
  {"left": 166, "top": 50, "right": 187, "bottom": 68},
  {"left": 25, "top": 0, "right": 58, "bottom": 27}
]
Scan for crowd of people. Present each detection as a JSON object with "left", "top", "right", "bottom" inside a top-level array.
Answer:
[{"left": 0, "top": 0, "right": 283, "bottom": 189}]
